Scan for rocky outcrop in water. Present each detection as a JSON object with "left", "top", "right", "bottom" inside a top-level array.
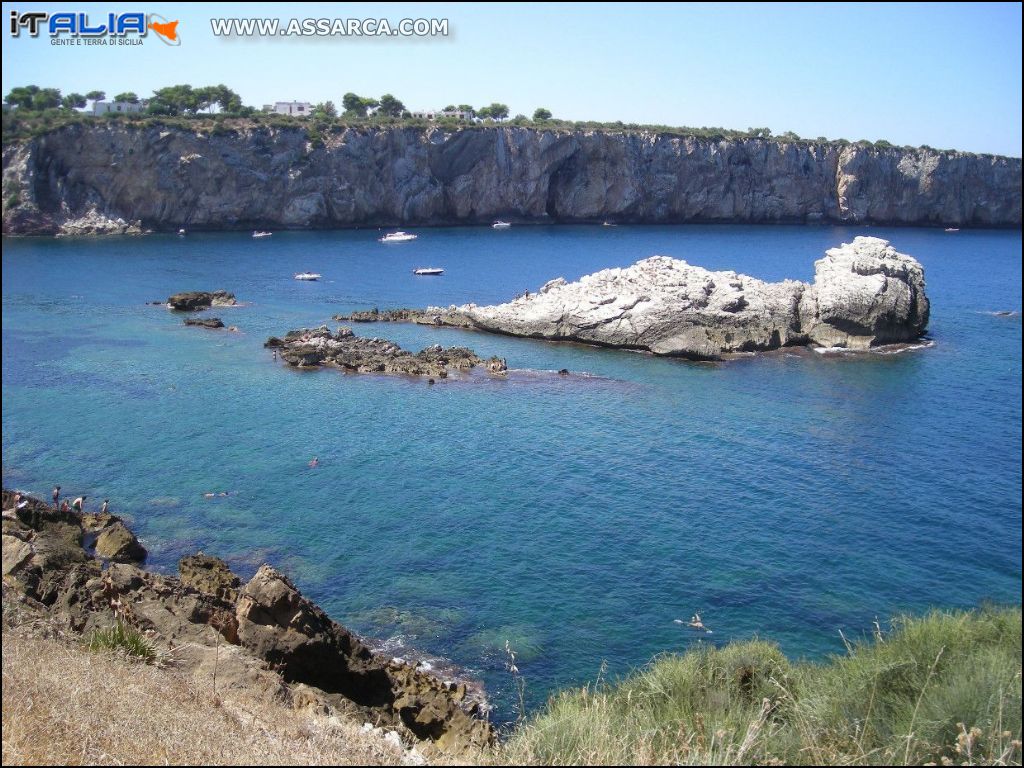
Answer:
[
  {"left": 184, "top": 317, "right": 226, "bottom": 329},
  {"left": 1, "top": 488, "right": 494, "bottom": 754},
  {"left": 352, "top": 237, "right": 929, "bottom": 359},
  {"left": 2, "top": 123, "right": 1019, "bottom": 234},
  {"left": 265, "top": 325, "right": 506, "bottom": 377},
  {"left": 167, "top": 290, "right": 236, "bottom": 311}
]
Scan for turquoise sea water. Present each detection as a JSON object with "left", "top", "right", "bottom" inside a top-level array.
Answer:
[{"left": 2, "top": 224, "right": 1021, "bottom": 722}]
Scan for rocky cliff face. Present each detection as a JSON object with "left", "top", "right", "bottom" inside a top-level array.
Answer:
[{"left": 2, "top": 123, "right": 1020, "bottom": 234}]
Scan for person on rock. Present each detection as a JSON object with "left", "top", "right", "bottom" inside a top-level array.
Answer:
[
  {"left": 52, "top": 485, "right": 61, "bottom": 507},
  {"left": 101, "top": 499, "right": 109, "bottom": 515},
  {"left": 72, "top": 495, "right": 86, "bottom": 514}
]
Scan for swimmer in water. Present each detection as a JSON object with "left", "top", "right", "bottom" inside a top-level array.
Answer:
[
  {"left": 674, "top": 612, "right": 712, "bottom": 634},
  {"left": 309, "top": 457, "right": 319, "bottom": 468}
]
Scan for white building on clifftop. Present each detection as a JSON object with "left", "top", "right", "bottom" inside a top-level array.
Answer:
[
  {"left": 92, "top": 100, "right": 146, "bottom": 115},
  {"left": 263, "top": 101, "right": 312, "bottom": 116},
  {"left": 411, "top": 109, "right": 472, "bottom": 121}
]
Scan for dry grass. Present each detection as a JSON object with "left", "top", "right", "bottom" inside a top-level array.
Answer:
[{"left": 1, "top": 601, "right": 409, "bottom": 766}]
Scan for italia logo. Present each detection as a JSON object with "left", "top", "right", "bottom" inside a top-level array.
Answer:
[{"left": 9, "top": 11, "right": 181, "bottom": 45}]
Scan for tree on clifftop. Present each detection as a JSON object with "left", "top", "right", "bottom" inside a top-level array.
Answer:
[
  {"left": 5, "top": 86, "right": 66, "bottom": 111},
  {"left": 311, "top": 101, "right": 338, "bottom": 119},
  {"left": 341, "top": 92, "right": 378, "bottom": 117},
  {"left": 85, "top": 90, "right": 105, "bottom": 102},
  {"left": 146, "top": 84, "right": 243, "bottom": 116},
  {"left": 377, "top": 94, "right": 406, "bottom": 118},
  {"left": 4, "top": 85, "right": 41, "bottom": 109},
  {"left": 478, "top": 103, "right": 509, "bottom": 120},
  {"left": 113, "top": 92, "right": 140, "bottom": 104},
  {"left": 62, "top": 93, "right": 87, "bottom": 109},
  {"left": 533, "top": 107, "right": 552, "bottom": 121}
]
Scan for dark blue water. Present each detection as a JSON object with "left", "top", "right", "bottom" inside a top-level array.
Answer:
[{"left": 3, "top": 225, "right": 1021, "bottom": 720}]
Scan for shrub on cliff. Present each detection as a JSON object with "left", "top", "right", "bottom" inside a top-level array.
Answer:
[
  {"left": 501, "top": 607, "right": 1022, "bottom": 766},
  {"left": 87, "top": 621, "right": 156, "bottom": 663}
]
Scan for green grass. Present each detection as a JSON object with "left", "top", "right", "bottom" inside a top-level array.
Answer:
[
  {"left": 86, "top": 621, "right": 157, "bottom": 664},
  {"left": 499, "top": 608, "right": 1022, "bottom": 765}
]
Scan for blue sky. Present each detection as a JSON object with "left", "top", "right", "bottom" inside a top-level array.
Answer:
[{"left": 2, "top": 2, "right": 1021, "bottom": 156}]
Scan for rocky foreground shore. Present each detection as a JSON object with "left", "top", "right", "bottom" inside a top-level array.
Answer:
[
  {"left": 339, "top": 237, "right": 930, "bottom": 360},
  {"left": 1, "top": 490, "right": 493, "bottom": 756}
]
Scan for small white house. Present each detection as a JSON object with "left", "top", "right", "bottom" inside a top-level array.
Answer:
[
  {"left": 92, "top": 100, "right": 146, "bottom": 115},
  {"left": 411, "top": 109, "right": 472, "bottom": 121},
  {"left": 263, "top": 101, "right": 312, "bottom": 116}
]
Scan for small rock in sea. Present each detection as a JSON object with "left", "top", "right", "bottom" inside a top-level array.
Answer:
[
  {"left": 428, "top": 378, "right": 435, "bottom": 385},
  {"left": 167, "top": 290, "right": 237, "bottom": 311},
  {"left": 184, "top": 317, "right": 225, "bottom": 329},
  {"left": 558, "top": 368, "right": 570, "bottom": 376}
]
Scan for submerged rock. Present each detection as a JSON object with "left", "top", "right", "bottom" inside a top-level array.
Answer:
[
  {"left": 167, "top": 290, "right": 237, "bottom": 311},
  {"left": 269, "top": 325, "right": 497, "bottom": 378}
]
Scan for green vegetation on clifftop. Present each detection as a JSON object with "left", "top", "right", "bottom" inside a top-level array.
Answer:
[
  {"left": 1, "top": 107, "right": 966, "bottom": 156},
  {"left": 499, "top": 608, "right": 1022, "bottom": 766}
]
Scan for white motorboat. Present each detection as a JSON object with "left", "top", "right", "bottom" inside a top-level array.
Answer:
[
  {"left": 379, "top": 231, "right": 417, "bottom": 242},
  {"left": 944, "top": 227, "right": 960, "bottom": 232},
  {"left": 252, "top": 230, "right": 273, "bottom": 238},
  {"left": 413, "top": 267, "right": 444, "bottom": 276},
  {"left": 492, "top": 221, "right": 511, "bottom": 229},
  {"left": 177, "top": 228, "right": 187, "bottom": 236},
  {"left": 294, "top": 272, "right": 321, "bottom": 281}
]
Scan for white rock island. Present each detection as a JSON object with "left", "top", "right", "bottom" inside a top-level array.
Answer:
[{"left": 456, "top": 236, "right": 929, "bottom": 358}]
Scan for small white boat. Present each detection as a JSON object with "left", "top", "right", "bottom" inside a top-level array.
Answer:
[
  {"left": 294, "top": 272, "right": 321, "bottom": 281},
  {"left": 492, "top": 221, "right": 511, "bottom": 229},
  {"left": 944, "top": 227, "right": 960, "bottom": 232},
  {"left": 413, "top": 267, "right": 444, "bottom": 276},
  {"left": 379, "top": 231, "right": 417, "bottom": 242},
  {"left": 602, "top": 221, "right": 617, "bottom": 227},
  {"left": 177, "top": 228, "right": 186, "bottom": 236},
  {"left": 252, "top": 230, "right": 273, "bottom": 238}
]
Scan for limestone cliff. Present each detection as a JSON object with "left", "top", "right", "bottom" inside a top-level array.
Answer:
[{"left": 2, "top": 123, "right": 1020, "bottom": 235}]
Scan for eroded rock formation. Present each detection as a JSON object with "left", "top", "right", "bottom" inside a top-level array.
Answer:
[{"left": 346, "top": 237, "right": 930, "bottom": 359}]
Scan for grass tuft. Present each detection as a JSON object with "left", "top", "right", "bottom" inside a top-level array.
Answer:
[{"left": 86, "top": 621, "right": 157, "bottom": 663}]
